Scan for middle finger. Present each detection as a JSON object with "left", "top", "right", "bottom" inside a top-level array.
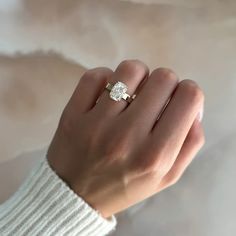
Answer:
[
  {"left": 94, "top": 60, "right": 149, "bottom": 116},
  {"left": 123, "top": 68, "right": 178, "bottom": 135}
]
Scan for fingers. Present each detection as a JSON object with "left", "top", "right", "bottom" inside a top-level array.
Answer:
[
  {"left": 144, "top": 80, "right": 204, "bottom": 175},
  {"left": 123, "top": 68, "right": 178, "bottom": 135},
  {"left": 159, "top": 118, "right": 205, "bottom": 189},
  {"left": 94, "top": 60, "right": 149, "bottom": 116},
  {"left": 67, "top": 67, "right": 113, "bottom": 114}
]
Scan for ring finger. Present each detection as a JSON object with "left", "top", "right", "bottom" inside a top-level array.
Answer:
[{"left": 94, "top": 60, "right": 149, "bottom": 116}]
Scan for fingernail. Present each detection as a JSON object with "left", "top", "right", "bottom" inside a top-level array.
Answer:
[{"left": 197, "top": 105, "right": 204, "bottom": 122}]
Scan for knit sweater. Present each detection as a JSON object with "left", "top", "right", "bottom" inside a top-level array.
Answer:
[{"left": 0, "top": 157, "right": 117, "bottom": 235}]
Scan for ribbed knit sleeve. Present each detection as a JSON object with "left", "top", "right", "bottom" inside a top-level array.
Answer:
[{"left": 0, "top": 157, "right": 117, "bottom": 236}]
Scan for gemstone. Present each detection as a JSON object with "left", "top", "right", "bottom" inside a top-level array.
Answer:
[{"left": 109, "top": 81, "right": 128, "bottom": 101}]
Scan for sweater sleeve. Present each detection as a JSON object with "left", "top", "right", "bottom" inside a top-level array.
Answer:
[{"left": 0, "top": 156, "right": 117, "bottom": 236}]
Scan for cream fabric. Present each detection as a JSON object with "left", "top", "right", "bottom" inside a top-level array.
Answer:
[{"left": 0, "top": 156, "right": 116, "bottom": 236}]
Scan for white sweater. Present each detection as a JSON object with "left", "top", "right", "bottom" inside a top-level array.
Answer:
[{"left": 0, "top": 157, "right": 117, "bottom": 236}]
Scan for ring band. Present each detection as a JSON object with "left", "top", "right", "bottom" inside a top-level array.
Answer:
[{"left": 105, "top": 81, "right": 136, "bottom": 103}]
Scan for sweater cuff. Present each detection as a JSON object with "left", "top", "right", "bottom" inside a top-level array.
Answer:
[{"left": 0, "top": 157, "right": 117, "bottom": 236}]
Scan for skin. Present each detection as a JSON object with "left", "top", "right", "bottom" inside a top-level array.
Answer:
[{"left": 47, "top": 59, "right": 205, "bottom": 219}]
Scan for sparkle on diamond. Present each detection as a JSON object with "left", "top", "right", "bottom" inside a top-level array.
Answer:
[{"left": 110, "top": 81, "right": 127, "bottom": 101}]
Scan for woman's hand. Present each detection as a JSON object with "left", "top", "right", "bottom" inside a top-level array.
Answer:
[{"left": 47, "top": 60, "right": 205, "bottom": 218}]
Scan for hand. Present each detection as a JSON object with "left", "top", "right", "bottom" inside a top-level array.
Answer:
[{"left": 47, "top": 60, "right": 205, "bottom": 218}]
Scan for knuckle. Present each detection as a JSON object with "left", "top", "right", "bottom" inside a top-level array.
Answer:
[
  {"left": 118, "top": 59, "right": 149, "bottom": 76},
  {"left": 188, "top": 126, "right": 205, "bottom": 147},
  {"left": 82, "top": 67, "right": 112, "bottom": 82},
  {"left": 167, "top": 174, "right": 180, "bottom": 187},
  {"left": 151, "top": 67, "right": 178, "bottom": 84},
  {"left": 82, "top": 69, "right": 99, "bottom": 80},
  {"left": 153, "top": 162, "right": 170, "bottom": 178},
  {"left": 147, "top": 143, "right": 173, "bottom": 176},
  {"left": 141, "top": 156, "right": 170, "bottom": 178},
  {"left": 179, "top": 79, "right": 204, "bottom": 104},
  {"left": 130, "top": 145, "right": 171, "bottom": 177}
]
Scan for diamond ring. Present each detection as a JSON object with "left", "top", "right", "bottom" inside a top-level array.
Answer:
[{"left": 105, "top": 81, "right": 136, "bottom": 103}]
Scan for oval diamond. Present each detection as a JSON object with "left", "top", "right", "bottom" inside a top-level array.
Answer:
[{"left": 110, "top": 81, "right": 128, "bottom": 101}]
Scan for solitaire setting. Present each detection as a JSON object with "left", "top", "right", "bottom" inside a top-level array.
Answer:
[
  {"left": 110, "top": 81, "right": 127, "bottom": 101},
  {"left": 105, "top": 81, "right": 135, "bottom": 103}
]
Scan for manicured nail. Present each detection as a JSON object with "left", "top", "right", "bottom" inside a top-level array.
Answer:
[{"left": 197, "top": 105, "right": 204, "bottom": 122}]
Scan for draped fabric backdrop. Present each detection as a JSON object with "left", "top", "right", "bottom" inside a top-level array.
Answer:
[{"left": 0, "top": 0, "right": 236, "bottom": 235}]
